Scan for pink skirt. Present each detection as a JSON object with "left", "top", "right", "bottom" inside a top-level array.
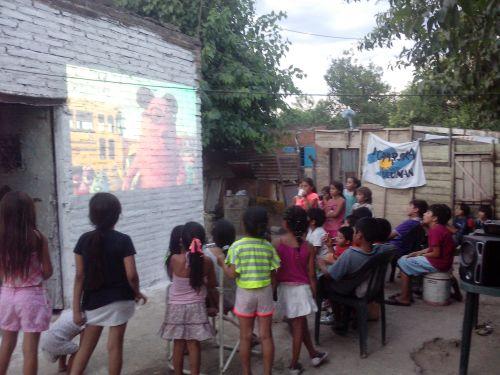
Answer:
[
  {"left": 159, "top": 302, "right": 214, "bottom": 341},
  {"left": 0, "top": 286, "right": 51, "bottom": 333}
]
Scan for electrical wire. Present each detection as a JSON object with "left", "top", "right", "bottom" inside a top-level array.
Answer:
[
  {"left": 1, "top": 67, "right": 498, "bottom": 98},
  {"left": 281, "top": 27, "right": 361, "bottom": 40}
]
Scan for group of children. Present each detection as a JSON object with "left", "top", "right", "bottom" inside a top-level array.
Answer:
[{"left": 0, "top": 182, "right": 494, "bottom": 375}]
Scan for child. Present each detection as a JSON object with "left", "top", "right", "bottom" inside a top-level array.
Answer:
[
  {"left": 0, "top": 191, "right": 53, "bottom": 375},
  {"left": 323, "top": 181, "right": 346, "bottom": 238},
  {"left": 344, "top": 177, "right": 361, "bottom": 216},
  {"left": 213, "top": 207, "right": 280, "bottom": 375},
  {"left": 389, "top": 200, "right": 428, "bottom": 258},
  {"left": 352, "top": 186, "right": 373, "bottom": 212},
  {"left": 206, "top": 219, "right": 237, "bottom": 313},
  {"left": 387, "top": 204, "right": 454, "bottom": 306},
  {"left": 71, "top": 193, "right": 147, "bottom": 375},
  {"left": 40, "top": 309, "right": 84, "bottom": 372},
  {"left": 374, "top": 218, "right": 392, "bottom": 245},
  {"left": 318, "top": 186, "right": 331, "bottom": 209},
  {"left": 329, "top": 226, "right": 354, "bottom": 263},
  {"left": 294, "top": 178, "right": 319, "bottom": 210},
  {"left": 160, "top": 222, "right": 217, "bottom": 375},
  {"left": 274, "top": 206, "right": 327, "bottom": 374},
  {"left": 451, "top": 203, "right": 475, "bottom": 245},
  {"left": 306, "top": 208, "right": 328, "bottom": 261},
  {"left": 476, "top": 205, "right": 493, "bottom": 230}
]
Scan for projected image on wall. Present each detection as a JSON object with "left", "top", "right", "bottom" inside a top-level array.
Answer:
[{"left": 66, "top": 66, "right": 198, "bottom": 195}]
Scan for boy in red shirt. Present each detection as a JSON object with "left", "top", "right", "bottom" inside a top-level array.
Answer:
[{"left": 386, "top": 204, "right": 454, "bottom": 306}]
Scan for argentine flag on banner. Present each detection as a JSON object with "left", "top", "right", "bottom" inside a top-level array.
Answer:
[{"left": 362, "top": 134, "right": 426, "bottom": 189}]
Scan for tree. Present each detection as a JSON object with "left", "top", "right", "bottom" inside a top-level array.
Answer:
[
  {"left": 278, "top": 96, "right": 333, "bottom": 128},
  {"left": 353, "top": 0, "right": 499, "bottom": 129},
  {"left": 114, "top": 0, "right": 302, "bottom": 151},
  {"left": 323, "top": 54, "right": 394, "bottom": 126}
]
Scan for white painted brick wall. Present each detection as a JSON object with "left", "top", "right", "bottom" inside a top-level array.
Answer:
[{"left": 0, "top": 0, "right": 203, "bottom": 306}]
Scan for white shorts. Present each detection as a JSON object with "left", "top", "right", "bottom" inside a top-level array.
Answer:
[
  {"left": 40, "top": 333, "right": 78, "bottom": 362},
  {"left": 275, "top": 284, "right": 317, "bottom": 319},
  {"left": 85, "top": 300, "right": 135, "bottom": 327}
]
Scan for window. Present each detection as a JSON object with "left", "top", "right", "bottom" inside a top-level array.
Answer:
[
  {"left": 75, "top": 111, "right": 93, "bottom": 131},
  {"left": 107, "top": 115, "right": 115, "bottom": 133},
  {"left": 108, "top": 139, "right": 115, "bottom": 160},
  {"left": 98, "top": 114, "right": 105, "bottom": 131},
  {"left": 99, "top": 138, "right": 106, "bottom": 160}
]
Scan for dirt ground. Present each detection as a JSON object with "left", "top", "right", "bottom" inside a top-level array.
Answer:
[{"left": 5, "top": 271, "right": 500, "bottom": 375}]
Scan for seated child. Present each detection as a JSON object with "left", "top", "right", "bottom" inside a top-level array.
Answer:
[
  {"left": 475, "top": 204, "right": 493, "bottom": 230},
  {"left": 451, "top": 203, "right": 475, "bottom": 245},
  {"left": 389, "top": 200, "right": 428, "bottom": 258},
  {"left": 374, "top": 218, "right": 392, "bottom": 245},
  {"left": 324, "top": 226, "right": 353, "bottom": 264},
  {"left": 40, "top": 309, "right": 84, "bottom": 372},
  {"left": 387, "top": 204, "right": 454, "bottom": 306}
]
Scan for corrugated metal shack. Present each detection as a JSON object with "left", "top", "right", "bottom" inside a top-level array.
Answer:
[{"left": 315, "top": 125, "right": 500, "bottom": 226}]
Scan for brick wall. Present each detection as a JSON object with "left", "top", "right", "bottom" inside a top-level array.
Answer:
[{"left": 0, "top": 0, "right": 202, "bottom": 306}]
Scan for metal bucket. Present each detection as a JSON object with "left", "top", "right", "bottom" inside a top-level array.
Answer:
[{"left": 423, "top": 272, "right": 451, "bottom": 306}]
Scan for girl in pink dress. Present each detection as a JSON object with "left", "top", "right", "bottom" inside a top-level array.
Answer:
[{"left": 323, "top": 181, "right": 346, "bottom": 238}]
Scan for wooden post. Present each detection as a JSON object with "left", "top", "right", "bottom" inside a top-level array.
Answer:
[
  {"left": 358, "top": 129, "right": 364, "bottom": 178},
  {"left": 492, "top": 143, "right": 496, "bottom": 216},
  {"left": 450, "top": 127, "right": 456, "bottom": 209}
]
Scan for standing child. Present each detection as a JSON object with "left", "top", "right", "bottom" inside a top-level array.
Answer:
[
  {"left": 274, "top": 206, "right": 327, "bottom": 374},
  {"left": 0, "top": 191, "right": 53, "bottom": 375},
  {"left": 213, "top": 207, "right": 280, "bottom": 375},
  {"left": 40, "top": 309, "right": 84, "bottom": 372},
  {"left": 165, "top": 225, "right": 185, "bottom": 280},
  {"left": 352, "top": 186, "right": 373, "bottom": 212},
  {"left": 318, "top": 186, "right": 331, "bottom": 210},
  {"left": 294, "top": 178, "right": 319, "bottom": 210},
  {"left": 70, "top": 193, "right": 147, "bottom": 375},
  {"left": 323, "top": 181, "right": 346, "bottom": 238},
  {"left": 306, "top": 208, "right": 328, "bottom": 261},
  {"left": 160, "top": 222, "right": 218, "bottom": 375},
  {"left": 344, "top": 177, "right": 361, "bottom": 216}
]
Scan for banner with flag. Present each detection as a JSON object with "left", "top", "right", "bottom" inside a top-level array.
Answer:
[{"left": 362, "top": 134, "right": 426, "bottom": 189}]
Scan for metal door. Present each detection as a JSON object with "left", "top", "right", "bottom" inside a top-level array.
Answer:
[{"left": 330, "top": 148, "right": 359, "bottom": 184}]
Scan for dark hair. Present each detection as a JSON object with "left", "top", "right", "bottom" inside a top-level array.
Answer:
[
  {"left": 356, "top": 186, "right": 373, "bottom": 204},
  {"left": 243, "top": 206, "right": 269, "bottom": 239},
  {"left": 338, "top": 226, "right": 354, "bottom": 243},
  {"left": 330, "top": 181, "right": 345, "bottom": 198},
  {"left": 344, "top": 214, "right": 359, "bottom": 227},
  {"left": 354, "top": 217, "right": 378, "bottom": 243},
  {"left": 347, "top": 176, "right": 361, "bottom": 188},
  {"left": 478, "top": 205, "right": 493, "bottom": 220},
  {"left": 410, "top": 199, "right": 428, "bottom": 218},
  {"left": 181, "top": 222, "right": 207, "bottom": 292},
  {"left": 166, "top": 225, "right": 184, "bottom": 278},
  {"left": 458, "top": 202, "right": 471, "bottom": 217},
  {"left": 307, "top": 207, "right": 326, "bottom": 227},
  {"left": 0, "top": 191, "right": 39, "bottom": 282},
  {"left": 429, "top": 204, "right": 452, "bottom": 225},
  {"left": 301, "top": 178, "right": 317, "bottom": 193},
  {"left": 0, "top": 185, "right": 11, "bottom": 201},
  {"left": 284, "top": 206, "right": 308, "bottom": 246},
  {"left": 320, "top": 186, "right": 331, "bottom": 200},
  {"left": 87, "top": 193, "right": 122, "bottom": 290},
  {"left": 375, "top": 218, "right": 392, "bottom": 243},
  {"left": 352, "top": 206, "right": 373, "bottom": 219},
  {"left": 212, "top": 219, "right": 236, "bottom": 249}
]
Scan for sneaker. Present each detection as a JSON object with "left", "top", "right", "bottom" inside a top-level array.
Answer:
[
  {"left": 320, "top": 312, "right": 335, "bottom": 325},
  {"left": 311, "top": 352, "right": 328, "bottom": 367},
  {"left": 289, "top": 362, "right": 304, "bottom": 375}
]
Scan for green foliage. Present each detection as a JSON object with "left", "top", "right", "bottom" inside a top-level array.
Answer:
[
  {"left": 279, "top": 96, "right": 332, "bottom": 128},
  {"left": 114, "top": 0, "right": 302, "bottom": 151},
  {"left": 323, "top": 53, "right": 394, "bottom": 126},
  {"left": 351, "top": 0, "right": 499, "bottom": 129}
]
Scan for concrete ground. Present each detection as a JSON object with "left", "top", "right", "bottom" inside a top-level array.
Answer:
[{"left": 5, "top": 277, "right": 500, "bottom": 375}]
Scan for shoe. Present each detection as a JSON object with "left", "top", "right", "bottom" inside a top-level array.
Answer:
[
  {"left": 320, "top": 312, "right": 335, "bottom": 325},
  {"left": 311, "top": 352, "right": 328, "bottom": 367},
  {"left": 288, "top": 363, "right": 304, "bottom": 375}
]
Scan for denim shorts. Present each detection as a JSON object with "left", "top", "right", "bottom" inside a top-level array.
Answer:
[{"left": 397, "top": 255, "right": 437, "bottom": 276}]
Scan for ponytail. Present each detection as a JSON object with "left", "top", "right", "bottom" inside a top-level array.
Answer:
[
  {"left": 283, "top": 206, "right": 308, "bottom": 248},
  {"left": 181, "top": 222, "right": 207, "bottom": 292}
]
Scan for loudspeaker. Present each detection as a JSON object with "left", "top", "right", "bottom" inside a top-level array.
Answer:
[{"left": 459, "top": 233, "right": 500, "bottom": 287}]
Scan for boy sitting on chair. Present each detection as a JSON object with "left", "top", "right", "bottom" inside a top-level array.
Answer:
[{"left": 386, "top": 204, "right": 454, "bottom": 306}]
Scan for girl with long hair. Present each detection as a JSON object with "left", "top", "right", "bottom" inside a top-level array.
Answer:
[
  {"left": 294, "top": 178, "right": 319, "bottom": 210},
  {"left": 323, "top": 181, "right": 346, "bottom": 238},
  {"left": 70, "top": 193, "right": 146, "bottom": 375},
  {"left": 274, "top": 206, "right": 327, "bottom": 374},
  {"left": 0, "top": 191, "right": 53, "bottom": 375},
  {"left": 160, "top": 222, "right": 217, "bottom": 375}
]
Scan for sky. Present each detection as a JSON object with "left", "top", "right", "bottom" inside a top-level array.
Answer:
[{"left": 255, "top": 0, "right": 414, "bottom": 101}]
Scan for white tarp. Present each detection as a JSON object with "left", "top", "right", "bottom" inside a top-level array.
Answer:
[{"left": 362, "top": 134, "right": 426, "bottom": 189}]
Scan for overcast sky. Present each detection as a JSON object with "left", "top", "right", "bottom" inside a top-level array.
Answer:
[{"left": 255, "top": 0, "right": 414, "bottom": 99}]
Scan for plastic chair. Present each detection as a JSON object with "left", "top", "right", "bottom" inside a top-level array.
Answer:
[{"left": 314, "top": 249, "right": 395, "bottom": 358}]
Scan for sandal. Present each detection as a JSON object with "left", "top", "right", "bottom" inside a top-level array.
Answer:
[
  {"left": 385, "top": 295, "right": 411, "bottom": 306},
  {"left": 476, "top": 322, "right": 493, "bottom": 336}
]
